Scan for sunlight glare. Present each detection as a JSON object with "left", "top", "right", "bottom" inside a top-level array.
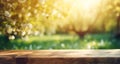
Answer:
[
  {"left": 69, "top": 0, "right": 103, "bottom": 23},
  {"left": 74, "top": 0, "right": 102, "bottom": 18},
  {"left": 79, "top": 0, "right": 101, "bottom": 11}
]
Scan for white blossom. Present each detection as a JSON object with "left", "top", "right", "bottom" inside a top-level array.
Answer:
[
  {"left": 9, "top": 35, "right": 15, "bottom": 40},
  {"left": 5, "top": 11, "right": 11, "bottom": 17},
  {"left": 22, "top": 31, "right": 26, "bottom": 36},
  {"left": 7, "top": 28, "right": 12, "bottom": 34}
]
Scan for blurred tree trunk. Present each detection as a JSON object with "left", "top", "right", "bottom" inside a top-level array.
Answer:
[
  {"left": 114, "top": 14, "right": 120, "bottom": 39},
  {"left": 117, "top": 15, "right": 120, "bottom": 32}
]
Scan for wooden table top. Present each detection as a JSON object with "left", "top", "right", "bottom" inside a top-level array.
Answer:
[{"left": 0, "top": 50, "right": 120, "bottom": 58}]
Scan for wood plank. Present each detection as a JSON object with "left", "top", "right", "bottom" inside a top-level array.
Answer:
[
  {"left": 0, "top": 50, "right": 120, "bottom": 58},
  {"left": 0, "top": 50, "right": 120, "bottom": 64}
]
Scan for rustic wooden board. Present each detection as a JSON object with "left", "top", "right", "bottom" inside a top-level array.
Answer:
[{"left": 0, "top": 50, "right": 120, "bottom": 64}]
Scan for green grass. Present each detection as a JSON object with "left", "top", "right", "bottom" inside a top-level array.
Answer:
[{"left": 0, "top": 34, "right": 120, "bottom": 50}]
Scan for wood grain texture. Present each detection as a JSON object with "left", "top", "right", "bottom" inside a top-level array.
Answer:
[{"left": 0, "top": 50, "right": 120, "bottom": 64}]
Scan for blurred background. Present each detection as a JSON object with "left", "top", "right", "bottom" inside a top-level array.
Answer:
[{"left": 0, "top": 0, "right": 120, "bottom": 50}]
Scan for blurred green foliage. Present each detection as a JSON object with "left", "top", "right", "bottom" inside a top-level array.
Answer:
[{"left": 0, "top": 34, "right": 120, "bottom": 50}]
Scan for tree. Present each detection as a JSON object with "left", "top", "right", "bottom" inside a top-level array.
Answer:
[
  {"left": 0, "top": 0, "right": 67, "bottom": 40},
  {"left": 1, "top": 0, "right": 119, "bottom": 40}
]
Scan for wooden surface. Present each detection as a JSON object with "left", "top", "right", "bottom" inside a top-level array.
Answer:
[{"left": 0, "top": 50, "right": 120, "bottom": 64}]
